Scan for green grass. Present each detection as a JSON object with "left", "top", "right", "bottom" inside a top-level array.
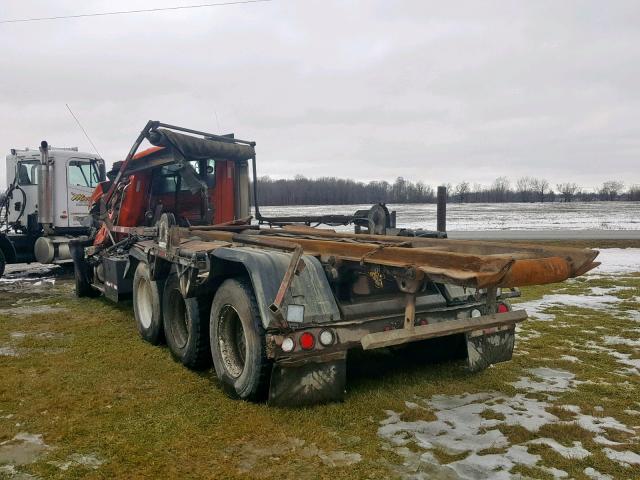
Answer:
[{"left": 1, "top": 243, "right": 639, "bottom": 479}]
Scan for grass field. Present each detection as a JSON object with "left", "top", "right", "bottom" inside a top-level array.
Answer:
[{"left": 1, "top": 244, "right": 639, "bottom": 479}]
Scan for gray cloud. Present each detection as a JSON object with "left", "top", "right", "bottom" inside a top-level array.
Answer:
[{"left": 1, "top": 0, "right": 639, "bottom": 191}]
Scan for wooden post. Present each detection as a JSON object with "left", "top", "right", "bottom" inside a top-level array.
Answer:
[
  {"left": 404, "top": 293, "right": 416, "bottom": 330},
  {"left": 437, "top": 186, "right": 447, "bottom": 233}
]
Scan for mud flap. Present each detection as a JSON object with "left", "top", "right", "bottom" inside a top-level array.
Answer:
[
  {"left": 466, "top": 326, "right": 515, "bottom": 372},
  {"left": 268, "top": 352, "right": 347, "bottom": 407}
]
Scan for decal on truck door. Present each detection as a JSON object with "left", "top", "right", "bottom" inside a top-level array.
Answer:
[{"left": 66, "top": 158, "right": 101, "bottom": 228}]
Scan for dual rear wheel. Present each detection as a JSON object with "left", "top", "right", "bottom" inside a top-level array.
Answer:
[{"left": 131, "top": 262, "right": 270, "bottom": 400}]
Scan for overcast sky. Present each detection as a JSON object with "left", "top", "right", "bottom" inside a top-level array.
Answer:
[{"left": 1, "top": 0, "right": 639, "bottom": 191}]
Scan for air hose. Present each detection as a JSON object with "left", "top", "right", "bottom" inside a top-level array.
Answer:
[{"left": 0, "top": 176, "right": 27, "bottom": 232}]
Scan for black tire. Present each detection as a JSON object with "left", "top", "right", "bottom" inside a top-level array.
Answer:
[
  {"left": 162, "top": 274, "right": 212, "bottom": 370},
  {"left": 133, "top": 262, "right": 165, "bottom": 345},
  {"left": 0, "top": 248, "right": 5, "bottom": 279},
  {"left": 210, "top": 278, "right": 271, "bottom": 401},
  {"left": 73, "top": 258, "right": 100, "bottom": 299},
  {"left": 69, "top": 239, "right": 99, "bottom": 298}
]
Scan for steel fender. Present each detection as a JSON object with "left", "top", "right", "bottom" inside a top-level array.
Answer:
[
  {"left": 211, "top": 247, "right": 341, "bottom": 329},
  {"left": 0, "top": 233, "right": 17, "bottom": 263}
]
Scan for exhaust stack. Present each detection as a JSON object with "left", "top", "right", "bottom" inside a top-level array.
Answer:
[{"left": 38, "top": 140, "right": 54, "bottom": 226}]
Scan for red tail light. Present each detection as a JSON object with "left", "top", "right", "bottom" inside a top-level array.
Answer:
[
  {"left": 299, "top": 332, "right": 315, "bottom": 350},
  {"left": 497, "top": 303, "right": 509, "bottom": 313}
]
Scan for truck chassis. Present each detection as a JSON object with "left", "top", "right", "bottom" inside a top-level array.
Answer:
[{"left": 72, "top": 122, "right": 599, "bottom": 406}]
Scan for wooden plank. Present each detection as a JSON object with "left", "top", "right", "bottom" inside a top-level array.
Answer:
[{"left": 361, "top": 310, "right": 527, "bottom": 350}]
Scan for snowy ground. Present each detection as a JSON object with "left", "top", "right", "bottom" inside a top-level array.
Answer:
[
  {"left": 258, "top": 201, "right": 640, "bottom": 231},
  {"left": 376, "top": 248, "right": 640, "bottom": 479},
  {"left": 0, "top": 248, "right": 638, "bottom": 479}
]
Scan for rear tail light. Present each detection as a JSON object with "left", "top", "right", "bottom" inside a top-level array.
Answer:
[
  {"left": 281, "top": 337, "right": 295, "bottom": 353},
  {"left": 299, "top": 332, "right": 315, "bottom": 350},
  {"left": 319, "top": 330, "right": 334, "bottom": 346},
  {"left": 497, "top": 303, "right": 509, "bottom": 313}
]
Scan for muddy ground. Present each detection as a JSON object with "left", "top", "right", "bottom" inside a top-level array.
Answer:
[{"left": 1, "top": 248, "right": 639, "bottom": 479}]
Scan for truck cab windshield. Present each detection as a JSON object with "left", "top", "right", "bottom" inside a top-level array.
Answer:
[{"left": 68, "top": 160, "right": 101, "bottom": 188}]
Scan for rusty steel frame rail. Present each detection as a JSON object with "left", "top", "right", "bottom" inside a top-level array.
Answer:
[
  {"left": 361, "top": 309, "right": 528, "bottom": 350},
  {"left": 184, "top": 227, "right": 599, "bottom": 289}
]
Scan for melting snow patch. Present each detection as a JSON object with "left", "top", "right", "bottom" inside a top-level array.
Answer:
[
  {"left": 0, "top": 432, "right": 50, "bottom": 466},
  {"left": 584, "top": 467, "right": 613, "bottom": 480},
  {"left": 588, "top": 249, "right": 640, "bottom": 276},
  {"left": 378, "top": 391, "right": 568, "bottom": 479},
  {"left": 379, "top": 383, "right": 639, "bottom": 480},
  {"left": 0, "top": 346, "right": 19, "bottom": 357},
  {"left": 527, "top": 438, "right": 590, "bottom": 459},
  {"left": 603, "top": 336, "right": 640, "bottom": 347},
  {"left": 602, "top": 448, "right": 640, "bottom": 467},
  {"left": 589, "top": 286, "right": 633, "bottom": 296},
  {"left": 1, "top": 305, "right": 67, "bottom": 317},
  {"left": 514, "top": 294, "right": 622, "bottom": 322},
  {"left": 234, "top": 437, "right": 360, "bottom": 473},
  {"left": 559, "top": 355, "right": 581, "bottom": 363},
  {"left": 584, "top": 341, "right": 640, "bottom": 376},
  {"left": 510, "top": 368, "right": 576, "bottom": 394},
  {"left": 49, "top": 453, "right": 105, "bottom": 471}
]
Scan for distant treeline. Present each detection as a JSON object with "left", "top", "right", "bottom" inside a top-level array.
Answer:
[{"left": 254, "top": 175, "right": 640, "bottom": 206}]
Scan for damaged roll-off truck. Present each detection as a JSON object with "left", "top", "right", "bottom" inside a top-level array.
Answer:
[{"left": 71, "top": 121, "right": 600, "bottom": 406}]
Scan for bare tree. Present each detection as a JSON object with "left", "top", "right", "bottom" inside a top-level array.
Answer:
[
  {"left": 491, "top": 177, "right": 511, "bottom": 202},
  {"left": 599, "top": 180, "right": 624, "bottom": 201},
  {"left": 516, "top": 176, "right": 533, "bottom": 202},
  {"left": 455, "top": 181, "right": 470, "bottom": 203},
  {"left": 531, "top": 178, "right": 549, "bottom": 202},
  {"left": 556, "top": 182, "right": 580, "bottom": 202}
]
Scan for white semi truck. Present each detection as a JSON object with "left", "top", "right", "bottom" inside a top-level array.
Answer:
[{"left": 0, "top": 141, "right": 105, "bottom": 278}]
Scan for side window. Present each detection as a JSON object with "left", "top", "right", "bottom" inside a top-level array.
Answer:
[
  {"left": 68, "top": 160, "right": 100, "bottom": 188},
  {"left": 17, "top": 161, "right": 39, "bottom": 185},
  {"left": 151, "top": 166, "right": 180, "bottom": 194}
]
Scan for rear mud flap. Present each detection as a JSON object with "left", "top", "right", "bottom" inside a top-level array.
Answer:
[
  {"left": 268, "top": 352, "right": 347, "bottom": 407},
  {"left": 466, "top": 326, "right": 515, "bottom": 373}
]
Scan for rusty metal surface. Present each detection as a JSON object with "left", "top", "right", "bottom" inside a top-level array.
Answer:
[
  {"left": 360, "top": 309, "right": 527, "bottom": 350},
  {"left": 185, "top": 227, "right": 599, "bottom": 289}
]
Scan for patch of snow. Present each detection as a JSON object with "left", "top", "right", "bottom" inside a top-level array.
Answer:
[
  {"left": 602, "top": 448, "right": 640, "bottom": 467},
  {"left": 0, "top": 346, "right": 19, "bottom": 357},
  {"left": 49, "top": 453, "right": 105, "bottom": 471},
  {"left": 574, "top": 414, "right": 635, "bottom": 436},
  {"left": 527, "top": 438, "right": 590, "bottom": 459},
  {"left": 593, "top": 435, "right": 624, "bottom": 446},
  {"left": 0, "top": 432, "right": 50, "bottom": 466},
  {"left": 603, "top": 335, "right": 640, "bottom": 347},
  {"left": 559, "top": 355, "right": 581, "bottom": 363},
  {"left": 235, "top": 437, "right": 361, "bottom": 472},
  {"left": 588, "top": 286, "right": 633, "bottom": 296},
  {"left": 510, "top": 368, "right": 576, "bottom": 393},
  {"left": 588, "top": 249, "right": 640, "bottom": 276},
  {"left": 379, "top": 392, "right": 565, "bottom": 479},
  {"left": 514, "top": 293, "right": 623, "bottom": 322},
  {"left": 1, "top": 305, "right": 67, "bottom": 317},
  {"left": 584, "top": 341, "right": 640, "bottom": 376},
  {"left": 584, "top": 467, "right": 613, "bottom": 480},
  {"left": 449, "top": 444, "right": 568, "bottom": 479}
]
